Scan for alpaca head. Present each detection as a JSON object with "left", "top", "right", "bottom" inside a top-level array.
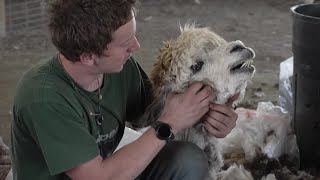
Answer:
[{"left": 151, "top": 24, "right": 255, "bottom": 104}]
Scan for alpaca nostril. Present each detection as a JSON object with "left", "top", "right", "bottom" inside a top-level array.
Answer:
[{"left": 230, "top": 44, "right": 244, "bottom": 54}]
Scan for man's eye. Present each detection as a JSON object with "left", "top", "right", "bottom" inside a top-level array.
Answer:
[
  {"left": 121, "top": 42, "right": 130, "bottom": 47},
  {"left": 190, "top": 61, "right": 204, "bottom": 73},
  {"left": 121, "top": 36, "right": 136, "bottom": 47}
]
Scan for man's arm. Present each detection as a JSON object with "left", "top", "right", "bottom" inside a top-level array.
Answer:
[
  {"left": 66, "top": 82, "right": 213, "bottom": 180},
  {"left": 66, "top": 128, "right": 165, "bottom": 180}
]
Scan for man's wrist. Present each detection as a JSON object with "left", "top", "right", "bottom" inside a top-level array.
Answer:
[
  {"left": 150, "top": 121, "right": 175, "bottom": 142},
  {"left": 157, "top": 117, "right": 179, "bottom": 135}
]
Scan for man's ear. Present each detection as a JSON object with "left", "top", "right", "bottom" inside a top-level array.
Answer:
[{"left": 79, "top": 53, "right": 95, "bottom": 66}]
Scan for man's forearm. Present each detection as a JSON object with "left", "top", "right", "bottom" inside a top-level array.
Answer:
[
  {"left": 66, "top": 127, "right": 165, "bottom": 180},
  {"left": 101, "top": 127, "right": 165, "bottom": 179}
]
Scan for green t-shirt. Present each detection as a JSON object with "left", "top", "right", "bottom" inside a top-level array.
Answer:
[{"left": 10, "top": 55, "right": 151, "bottom": 180}]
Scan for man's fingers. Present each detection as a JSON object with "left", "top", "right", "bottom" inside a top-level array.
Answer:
[
  {"left": 206, "top": 116, "right": 228, "bottom": 131},
  {"left": 207, "top": 110, "right": 229, "bottom": 127},
  {"left": 197, "top": 86, "right": 212, "bottom": 102},
  {"left": 199, "top": 106, "right": 210, "bottom": 117},
  {"left": 204, "top": 122, "right": 226, "bottom": 138},
  {"left": 209, "top": 103, "right": 235, "bottom": 118},
  {"left": 226, "top": 92, "right": 240, "bottom": 106},
  {"left": 186, "top": 82, "right": 205, "bottom": 95}
]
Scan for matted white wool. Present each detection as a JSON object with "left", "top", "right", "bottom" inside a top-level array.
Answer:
[{"left": 219, "top": 102, "right": 293, "bottom": 161}]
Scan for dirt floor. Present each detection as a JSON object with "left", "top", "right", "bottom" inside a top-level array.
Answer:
[{"left": 0, "top": 0, "right": 306, "bottom": 148}]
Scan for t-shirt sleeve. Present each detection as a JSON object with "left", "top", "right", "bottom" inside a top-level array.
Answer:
[{"left": 20, "top": 102, "right": 100, "bottom": 175}]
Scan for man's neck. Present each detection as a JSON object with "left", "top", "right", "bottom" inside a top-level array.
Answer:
[{"left": 59, "top": 54, "right": 103, "bottom": 92}]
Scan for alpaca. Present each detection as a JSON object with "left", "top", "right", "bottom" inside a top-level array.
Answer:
[
  {"left": 131, "top": 25, "right": 314, "bottom": 179},
  {"left": 138, "top": 24, "right": 256, "bottom": 179}
]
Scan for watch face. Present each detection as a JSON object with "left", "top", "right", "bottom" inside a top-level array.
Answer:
[{"left": 158, "top": 124, "right": 172, "bottom": 139}]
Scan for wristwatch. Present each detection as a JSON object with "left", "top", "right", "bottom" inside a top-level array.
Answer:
[{"left": 150, "top": 121, "right": 175, "bottom": 142}]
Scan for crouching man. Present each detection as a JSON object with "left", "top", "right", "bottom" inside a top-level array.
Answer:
[{"left": 10, "top": 0, "right": 238, "bottom": 179}]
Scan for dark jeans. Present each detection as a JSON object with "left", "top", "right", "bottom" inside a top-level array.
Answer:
[{"left": 136, "top": 141, "right": 209, "bottom": 180}]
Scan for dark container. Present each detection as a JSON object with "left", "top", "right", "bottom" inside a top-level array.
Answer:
[{"left": 291, "top": 3, "right": 320, "bottom": 172}]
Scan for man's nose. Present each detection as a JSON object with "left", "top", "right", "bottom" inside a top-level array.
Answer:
[{"left": 128, "top": 36, "right": 140, "bottom": 53}]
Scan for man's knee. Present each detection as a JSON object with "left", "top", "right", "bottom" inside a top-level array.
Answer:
[
  {"left": 137, "top": 141, "right": 209, "bottom": 180},
  {"left": 164, "top": 141, "right": 209, "bottom": 177}
]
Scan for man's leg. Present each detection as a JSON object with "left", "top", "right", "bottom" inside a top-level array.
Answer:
[{"left": 136, "top": 141, "right": 209, "bottom": 180}]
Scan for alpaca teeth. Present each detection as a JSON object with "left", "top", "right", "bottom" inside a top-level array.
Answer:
[
  {"left": 244, "top": 61, "right": 249, "bottom": 68},
  {"left": 240, "top": 62, "right": 246, "bottom": 68},
  {"left": 239, "top": 60, "right": 253, "bottom": 68}
]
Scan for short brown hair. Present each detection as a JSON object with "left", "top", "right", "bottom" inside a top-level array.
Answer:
[{"left": 48, "top": 0, "right": 136, "bottom": 62}]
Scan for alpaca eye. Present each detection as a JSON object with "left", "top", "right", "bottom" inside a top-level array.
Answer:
[{"left": 190, "top": 61, "right": 204, "bottom": 73}]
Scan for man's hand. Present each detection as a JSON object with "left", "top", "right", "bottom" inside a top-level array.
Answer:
[
  {"left": 159, "top": 82, "right": 213, "bottom": 134},
  {"left": 204, "top": 93, "right": 239, "bottom": 138}
]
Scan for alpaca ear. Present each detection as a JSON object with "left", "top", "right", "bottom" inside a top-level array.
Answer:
[
  {"left": 203, "top": 41, "right": 215, "bottom": 53},
  {"left": 135, "top": 86, "right": 171, "bottom": 128}
]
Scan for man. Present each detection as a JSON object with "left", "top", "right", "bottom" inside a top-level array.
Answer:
[{"left": 10, "top": 0, "right": 238, "bottom": 179}]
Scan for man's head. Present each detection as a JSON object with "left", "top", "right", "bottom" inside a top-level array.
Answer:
[{"left": 48, "top": 0, "right": 136, "bottom": 62}]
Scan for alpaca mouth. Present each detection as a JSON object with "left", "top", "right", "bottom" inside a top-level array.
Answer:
[
  {"left": 230, "top": 47, "right": 255, "bottom": 73},
  {"left": 230, "top": 59, "right": 255, "bottom": 73}
]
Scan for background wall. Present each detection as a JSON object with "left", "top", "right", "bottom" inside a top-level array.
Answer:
[
  {"left": 2, "top": 0, "right": 46, "bottom": 36},
  {"left": 0, "top": 0, "right": 5, "bottom": 37}
]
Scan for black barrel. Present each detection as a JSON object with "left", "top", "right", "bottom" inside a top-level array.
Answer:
[{"left": 291, "top": 3, "right": 320, "bottom": 173}]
